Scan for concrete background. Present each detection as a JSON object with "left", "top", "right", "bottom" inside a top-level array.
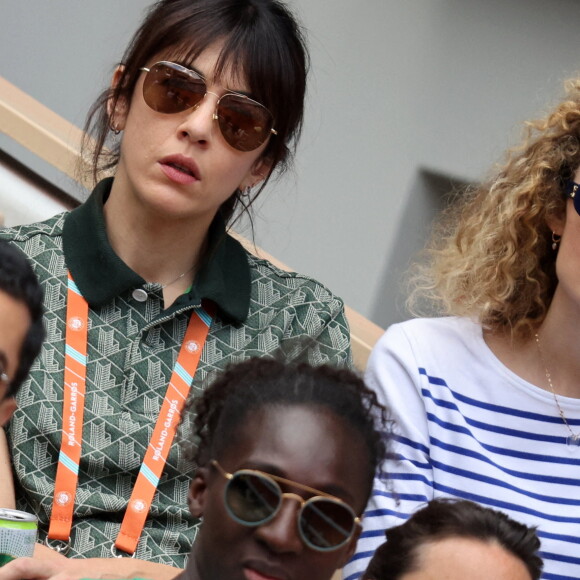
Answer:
[{"left": 2, "top": 0, "right": 580, "bottom": 328}]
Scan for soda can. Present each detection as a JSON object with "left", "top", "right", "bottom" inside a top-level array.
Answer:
[{"left": 0, "top": 508, "right": 37, "bottom": 566}]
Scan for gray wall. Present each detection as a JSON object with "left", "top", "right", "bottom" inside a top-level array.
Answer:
[{"left": 2, "top": 0, "right": 580, "bottom": 328}]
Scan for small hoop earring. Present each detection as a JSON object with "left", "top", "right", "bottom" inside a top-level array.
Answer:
[
  {"left": 552, "top": 232, "right": 561, "bottom": 251},
  {"left": 241, "top": 186, "right": 252, "bottom": 198},
  {"left": 110, "top": 124, "right": 121, "bottom": 135}
]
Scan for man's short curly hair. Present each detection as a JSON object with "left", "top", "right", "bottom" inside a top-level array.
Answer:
[{"left": 186, "top": 355, "right": 391, "bottom": 497}]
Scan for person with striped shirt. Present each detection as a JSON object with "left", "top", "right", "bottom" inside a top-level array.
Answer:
[{"left": 345, "top": 79, "right": 580, "bottom": 580}]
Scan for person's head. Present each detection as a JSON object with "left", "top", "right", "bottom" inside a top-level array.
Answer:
[
  {"left": 362, "top": 499, "right": 543, "bottom": 580},
  {"left": 84, "top": 0, "right": 308, "bottom": 225},
  {"left": 407, "top": 78, "right": 580, "bottom": 339},
  {"left": 0, "top": 241, "right": 44, "bottom": 425},
  {"left": 184, "top": 357, "right": 391, "bottom": 580}
]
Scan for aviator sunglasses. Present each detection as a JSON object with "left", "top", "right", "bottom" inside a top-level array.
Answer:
[
  {"left": 140, "top": 61, "right": 277, "bottom": 152},
  {"left": 211, "top": 460, "right": 361, "bottom": 552}
]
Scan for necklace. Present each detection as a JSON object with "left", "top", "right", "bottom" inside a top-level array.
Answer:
[
  {"left": 132, "top": 265, "right": 195, "bottom": 303},
  {"left": 534, "top": 333, "right": 580, "bottom": 448},
  {"left": 158, "top": 265, "right": 195, "bottom": 290}
]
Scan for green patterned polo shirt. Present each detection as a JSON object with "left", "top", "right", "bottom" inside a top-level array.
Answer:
[{"left": 1, "top": 178, "right": 351, "bottom": 566}]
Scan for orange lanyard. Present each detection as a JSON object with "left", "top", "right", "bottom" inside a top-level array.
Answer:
[{"left": 47, "top": 272, "right": 212, "bottom": 555}]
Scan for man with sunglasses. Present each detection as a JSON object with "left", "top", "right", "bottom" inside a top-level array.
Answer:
[{"left": 0, "top": 357, "right": 389, "bottom": 580}]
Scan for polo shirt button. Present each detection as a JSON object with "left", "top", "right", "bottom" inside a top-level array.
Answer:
[{"left": 132, "top": 288, "right": 148, "bottom": 302}]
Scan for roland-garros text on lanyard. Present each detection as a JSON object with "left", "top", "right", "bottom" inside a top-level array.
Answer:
[{"left": 47, "top": 272, "right": 212, "bottom": 556}]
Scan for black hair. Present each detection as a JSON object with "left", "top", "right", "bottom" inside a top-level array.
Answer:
[
  {"left": 0, "top": 241, "right": 44, "bottom": 398},
  {"left": 362, "top": 498, "right": 543, "bottom": 580},
  {"left": 83, "top": 0, "right": 309, "bottom": 226},
  {"left": 189, "top": 356, "right": 391, "bottom": 498}
]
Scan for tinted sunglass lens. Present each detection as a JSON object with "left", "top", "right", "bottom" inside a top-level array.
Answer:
[
  {"left": 141, "top": 63, "right": 274, "bottom": 151},
  {"left": 143, "top": 63, "right": 206, "bottom": 114},
  {"left": 300, "top": 499, "right": 355, "bottom": 551},
  {"left": 225, "top": 473, "right": 281, "bottom": 525},
  {"left": 217, "top": 95, "right": 273, "bottom": 152}
]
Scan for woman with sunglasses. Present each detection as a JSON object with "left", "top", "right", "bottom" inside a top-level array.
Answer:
[
  {"left": 0, "top": 356, "right": 390, "bottom": 580},
  {"left": 0, "top": 0, "right": 351, "bottom": 578},
  {"left": 344, "top": 80, "right": 580, "bottom": 580}
]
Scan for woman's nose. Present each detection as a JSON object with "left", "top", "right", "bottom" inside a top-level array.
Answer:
[
  {"left": 176, "top": 92, "right": 217, "bottom": 145},
  {"left": 253, "top": 495, "right": 304, "bottom": 555}
]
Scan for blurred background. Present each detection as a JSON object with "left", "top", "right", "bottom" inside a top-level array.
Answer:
[{"left": 2, "top": 0, "right": 580, "bottom": 328}]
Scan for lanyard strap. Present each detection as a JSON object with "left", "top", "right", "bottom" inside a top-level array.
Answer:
[
  {"left": 115, "top": 304, "right": 212, "bottom": 554},
  {"left": 48, "top": 272, "right": 213, "bottom": 555},
  {"left": 48, "top": 273, "right": 89, "bottom": 543}
]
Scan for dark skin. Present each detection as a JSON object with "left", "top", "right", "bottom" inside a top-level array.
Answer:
[
  {"left": 179, "top": 404, "right": 372, "bottom": 580},
  {"left": 0, "top": 289, "right": 31, "bottom": 426}
]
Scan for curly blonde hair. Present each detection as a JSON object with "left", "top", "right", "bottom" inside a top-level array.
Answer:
[{"left": 408, "top": 78, "right": 580, "bottom": 339}]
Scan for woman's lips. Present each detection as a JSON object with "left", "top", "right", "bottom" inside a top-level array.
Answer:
[{"left": 158, "top": 155, "right": 200, "bottom": 185}]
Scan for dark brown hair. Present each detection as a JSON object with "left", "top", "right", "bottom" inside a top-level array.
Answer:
[
  {"left": 83, "top": 0, "right": 309, "bottom": 225},
  {"left": 363, "top": 498, "right": 543, "bottom": 580}
]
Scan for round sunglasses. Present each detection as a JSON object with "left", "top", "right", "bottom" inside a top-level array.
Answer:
[
  {"left": 140, "top": 61, "right": 277, "bottom": 152},
  {"left": 211, "top": 460, "right": 361, "bottom": 552}
]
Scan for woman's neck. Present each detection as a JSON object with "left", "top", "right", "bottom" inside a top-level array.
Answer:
[
  {"left": 484, "top": 286, "right": 580, "bottom": 398},
  {"left": 103, "top": 187, "right": 213, "bottom": 308},
  {"left": 104, "top": 194, "right": 213, "bottom": 280},
  {"left": 532, "top": 287, "right": 580, "bottom": 398}
]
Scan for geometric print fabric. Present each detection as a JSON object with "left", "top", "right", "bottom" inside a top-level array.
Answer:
[{"left": 2, "top": 213, "right": 351, "bottom": 566}]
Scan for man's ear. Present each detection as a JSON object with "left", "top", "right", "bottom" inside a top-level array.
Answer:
[
  {"left": 107, "top": 65, "right": 129, "bottom": 133},
  {"left": 188, "top": 467, "right": 210, "bottom": 518}
]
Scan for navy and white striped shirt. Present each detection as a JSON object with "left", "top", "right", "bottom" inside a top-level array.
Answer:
[{"left": 345, "top": 317, "right": 580, "bottom": 580}]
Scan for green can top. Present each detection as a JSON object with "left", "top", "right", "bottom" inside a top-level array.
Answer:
[{"left": 0, "top": 508, "right": 37, "bottom": 530}]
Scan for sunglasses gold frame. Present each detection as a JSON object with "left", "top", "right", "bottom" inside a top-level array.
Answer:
[
  {"left": 211, "top": 459, "right": 361, "bottom": 552},
  {"left": 139, "top": 61, "right": 277, "bottom": 151}
]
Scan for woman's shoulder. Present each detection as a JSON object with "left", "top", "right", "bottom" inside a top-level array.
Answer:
[
  {"left": 242, "top": 251, "right": 351, "bottom": 364},
  {"left": 245, "top": 252, "right": 346, "bottom": 312},
  {"left": 372, "top": 316, "right": 484, "bottom": 365},
  {"left": 0, "top": 212, "right": 68, "bottom": 244},
  {"left": 382, "top": 315, "right": 481, "bottom": 343},
  {"left": 367, "top": 317, "right": 490, "bottom": 398}
]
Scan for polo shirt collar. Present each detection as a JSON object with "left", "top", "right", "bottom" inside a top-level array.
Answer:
[{"left": 62, "top": 177, "right": 250, "bottom": 323}]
